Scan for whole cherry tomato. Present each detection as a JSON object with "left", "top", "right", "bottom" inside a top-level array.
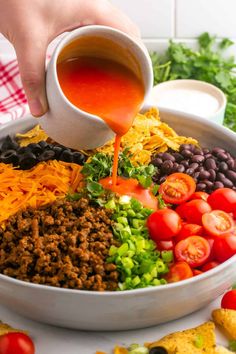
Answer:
[
  {"left": 201, "top": 261, "right": 220, "bottom": 272},
  {"left": 177, "top": 199, "right": 212, "bottom": 225},
  {"left": 165, "top": 261, "right": 193, "bottom": 283},
  {"left": 0, "top": 332, "right": 35, "bottom": 354},
  {"left": 175, "top": 223, "right": 203, "bottom": 243},
  {"left": 190, "top": 191, "right": 209, "bottom": 201},
  {"left": 207, "top": 188, "right": 236, "bottom": 213},
  {"left": 174, "top": 236, "right": 211, "bottom": 268},
  {"left": 147, "top": 209, "right": 182, "bottom": 241},
  {"left": 221, "top": 289, "right": 236, "bottom": 310},
  {"left": 213, "top": 233, "right": 236, "bottom": 263},
  {"left": 159, "top": 173, "right": 196, "bottom": 204}
]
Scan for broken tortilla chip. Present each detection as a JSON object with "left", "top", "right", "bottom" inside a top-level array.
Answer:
[
  {"left": 148, "top": 321, "right": 216, "bottom": 354},
  {"left": 212, "top": 309, "right": 236, "bottom": 340},
  {"left": 16, "top": 125, "right": 48, "bottom": 146}
]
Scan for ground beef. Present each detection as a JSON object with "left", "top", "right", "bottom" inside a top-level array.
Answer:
[{"left": 0, "top": 198, "right": 120, "bottom": 291}]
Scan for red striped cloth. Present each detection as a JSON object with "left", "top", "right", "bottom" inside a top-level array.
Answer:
[{"left": 0, "top": 58, "right": 29, "bottom": 124}]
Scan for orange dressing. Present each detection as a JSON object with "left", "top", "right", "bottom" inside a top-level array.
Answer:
[
  {"left": 57, "top": 46, "right": 156, "bottom": 209},
  {"left": 99, "top": 176, "right": 158, "bottom": 210}
]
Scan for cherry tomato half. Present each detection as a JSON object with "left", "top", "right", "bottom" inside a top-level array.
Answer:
[
  {"left": 190, "top": 191, "right": 209, "bottom": 201},
  {"left": 165, "top": 261, "right": 193, "bottom": 283},
  {"left": 202, "top": 210, "right": 234, "bottom": 237},
  {"left": 201, "top": 261, "right": 220, "bottom": 272},
  {"left": 213, "top": 233, "right": 236, "bottom": 263},
  {"left": 174, "top": 236, "right": 211, "bottom": 268},
  {"left": 208, "top": 188, "right": 236, "bottom": 213},
  {"left": 177, "top": 199, "right": 212, "bottom": 225},
  {"left": 147, "top": 209, "right": 182, "bottom": 241},
  {"left": 0, "top": 333, "right": 35, "bottom": 354},
  {"left": 221, "top": 289, "right": 236, "bottom": 310},
  {"left": 175, "top": 223, "right": 203, "bottom": 243},
  {"left": 159, "top": 173, "right": 196, "bottom": 205}
]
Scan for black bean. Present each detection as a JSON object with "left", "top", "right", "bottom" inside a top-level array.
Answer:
[
  {"left": 161, "top": 160, "right": 173, "bottom": 174},
  {"left": 217, "top": 152, "right": 228, "bottom": 161},
  {"left": 38, "top": 140, "right": 49, "bottom": 148},
  {"left": 19, "top": 152, "right": 38, "bottom": 170},
  {"left": 193, "top": 147, "right": 204, "bottom": 155},
  {"left": 72, "top": 151, "right": 86, "bottom": 165},
  {"left": 162, "top": 152, "right": 176, "bottom": 162},
  {"left": 181, "top": 160, "right": 189, "bottom": 168},
  {"left": 181, "top": 149, "right": 193, "bottom": 158},
  {"left": 159, "top": 176, "right": 167, "bottom": 184},
  {"left": 227, "top": 159, "right": 236, "bottom": 171},
  {"left": 172, "top": 152, "right": 184, "bottom": 162},
  {"left": 0, "top": 150, "right": 19, "bottom": 165},
  {"left": 205, "top": 153, "right": 213, "bottom": 159},
  {"left": 151, "top": 157, "right": 163, "bottom": 167},
  {"left": 149, "top": 347, "right": 168, "bottom": 354},
  {"left": 198, "top": 166, "right": 205, "bottom": 172},
  {"left": 193, "top": 171, "right": 200, "bottom": 179},
  {"left": 199, "top": 170, "right": 210, "bottom": 180},
  {"left": 189, "top": 163, "right": 199, "bottom": 171},
  {"left": 202, "top": 180, "right": 213, "bottom": 188},
  {"left": 186, "top": 168, "right": 194, "bottom": 176},
  {"left": 205, "top": 158, "right": 217, "bottom": 170},
  {"left": 202, "top": 148, "right": 210, "bottom": 155},
  {"left": 39, "top": 149, "right": 56, "bottom": 161},
  {"left": 219, "top": 162, "right": 228, "bottom": 172},
  {"left": 222, "top": 177, "right": 234, "bottom": 188},
  {"left": 197, "top": 183, "right": 207, "bottom": 191},
  {"left": 192, "top": 155, "right": 205, "bottom": 163},
  {"left": 212, "top": 147, "right": 225, "bottom": 156},
  {"left": 209, "top": 169, "right": 216, "bottom": 181},
  {"left": 60, "top": 150, "right": 74, "bottom": 162},
  {"left": 226, "top": 170, "right": 236, "bottom": 183},
  {"left": 176, "top": 165, "right": 185, "bottom": 173},
  {"left": 180, "top": 144, "right": 192, "bottom": 151},
  {"left": 213, "top": 181, "right": 224, "bottom": 190},
  {"left": 216, "top": 172, "right": 226, "bottom": 182}
]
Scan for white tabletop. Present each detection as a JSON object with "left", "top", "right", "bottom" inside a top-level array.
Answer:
[{"left": 0, "top": 298, "right": 227, "bottom": 354}]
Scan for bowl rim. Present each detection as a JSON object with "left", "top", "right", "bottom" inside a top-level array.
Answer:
[{"left": 1, "top": 107, "right": 236, "bottom": 296}]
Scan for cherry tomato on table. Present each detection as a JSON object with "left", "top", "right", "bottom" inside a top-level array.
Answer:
[
  {"left": 190, "top": 191, "right": 209, "bottom": 201},
  {"left": 159, "top": 173, "right": 196, "bottom": 204},
  {"left": 221, "top": 289, "right": 236, "bottom": 310},
  {"left": 0, "top": 332, "right": 35, "bottom": 354},
  {"left": 175, "top": 223, "right": 203, "bottom": 243},
  {"left": 176, "top": 199, "right": 212, "bottom": 225},
  {"left": 174, "top": 236, "right": 211, "bottom": 268},
  {"left": 147, "top": 209, "right": 182, "bottom": 241},
  {"left": 213, "top": 233, "right": 236, "bottom": 263},
  {"left": 208, "top": 188, "right": 236, "bottom": 212},
  {"left": 165, "top": 261, "right": 193, "bottom": 283},
  {"left": 202, "top": 210, "right": 234, "bottom": 237}
]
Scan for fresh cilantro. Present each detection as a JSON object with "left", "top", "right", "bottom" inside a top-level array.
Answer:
[{"left": 151, "top": 32, "right": 236, "bottom": 132}]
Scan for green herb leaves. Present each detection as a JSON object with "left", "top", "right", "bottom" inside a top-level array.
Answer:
[{"left": 151, "top": 32, "right": 236, "bottom": 132}]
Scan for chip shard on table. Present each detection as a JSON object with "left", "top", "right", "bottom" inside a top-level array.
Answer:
[{"left": 212, "top": 309, "right": 236, "bottom": 340}]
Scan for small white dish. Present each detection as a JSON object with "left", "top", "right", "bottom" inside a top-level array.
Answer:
[
  {"left": 149, "top": 79, "right": 227, "bottom": 125},
  {"left": 39, "top": 25, "right": 153, "bottom": 150}
]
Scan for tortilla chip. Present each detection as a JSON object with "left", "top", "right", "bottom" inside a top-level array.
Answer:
[
  {"left": 212, "top": 309, "right": 236, "bottom": 340},
  {"left": 16, "top": 125, "right": 48, "bottom": 146},
  {"left": 215, "top": 346, "right": 235, "bottom": 353},
  {"left": 148, "top": 322, "right": 216, "bottom": 354},
  {"left": 86, "top": 108, "right": 198, "bottom": 164},
  {"left": 0, "top": 322, "right": 26, "bottom": 336},
  {"left": 113, "top": 347, "right": 129, "bottom": 354}
]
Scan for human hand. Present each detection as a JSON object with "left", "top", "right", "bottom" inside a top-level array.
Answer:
[{"left": 0, "top": 0, "right": 140, "bottom": 117}]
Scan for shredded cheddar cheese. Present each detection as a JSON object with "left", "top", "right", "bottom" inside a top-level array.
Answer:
[{"left": 0, "top": 160, "right": 82, "bottom": 225}]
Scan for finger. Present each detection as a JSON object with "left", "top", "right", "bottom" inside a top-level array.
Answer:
[{"left": 14, "top": 35, "right": 48, "bottom": 117}]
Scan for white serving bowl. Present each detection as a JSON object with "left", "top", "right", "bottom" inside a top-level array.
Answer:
[{"left": 0, "top": 107, "right": 236, "bottom": 331}]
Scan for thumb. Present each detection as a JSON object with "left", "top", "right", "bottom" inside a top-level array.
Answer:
[{"left": 14, "top": 36, "right": 48, "bottom": 117}]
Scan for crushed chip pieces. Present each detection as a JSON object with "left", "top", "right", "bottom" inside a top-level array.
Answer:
[
  {"left": 16, "top": 125, "right": 48, "bottom": 146},
  {"left": 85, "top": 108, "right": 198, "bottom": 165},
  {"left": 212, "top": 309, "right": 236, "bottom": 340}
]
